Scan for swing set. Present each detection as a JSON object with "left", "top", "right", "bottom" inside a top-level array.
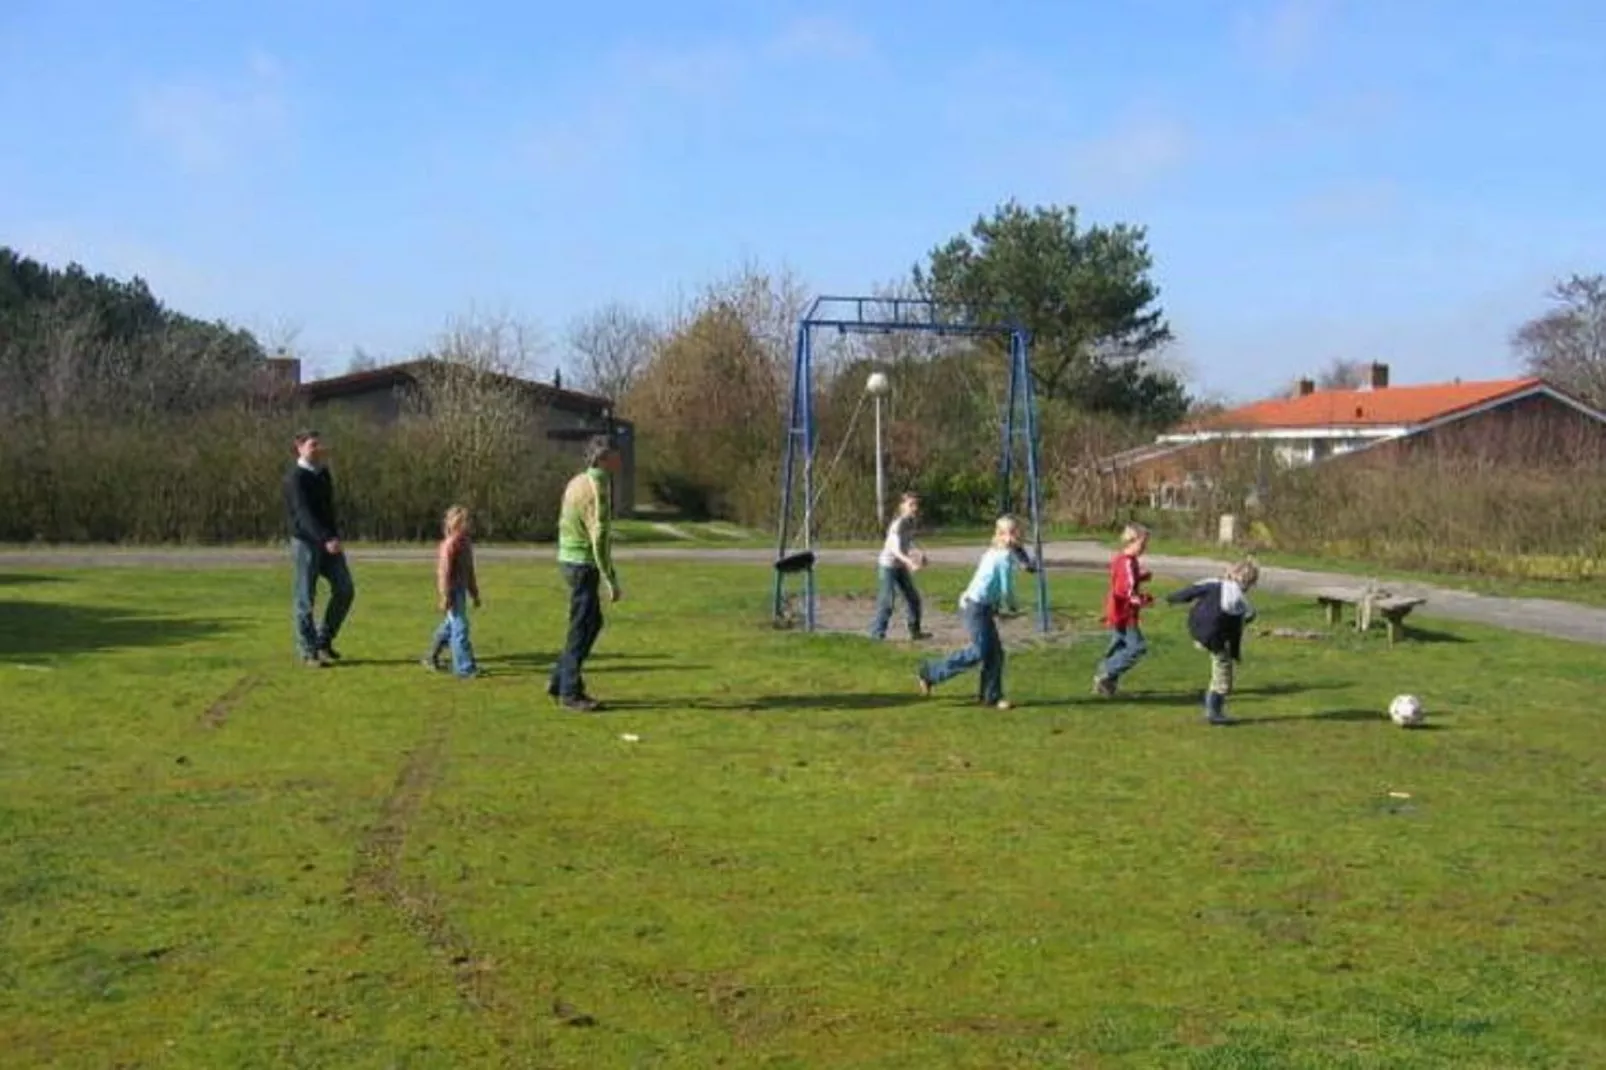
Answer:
[{"left": 772, "top": 296, "right": 1052, "bottom": 633}]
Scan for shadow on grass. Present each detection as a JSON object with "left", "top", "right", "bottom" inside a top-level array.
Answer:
[
  {"left": 0, "top": 573, "right": 70, "bottom": 587},
  {"left": 588, "top": 692, "right": 929, "bottom": 714},
  {"left": 1401, "top": 625, "right": 1472, "bottom": 644},
  {"left": 1234, "top": 707, "right": 1450, "bottom": 728},
  {"left": 479, "top": 651, "right": 675, "bottom": 669},
  {"left": 1108, "top": 682, "right": 1350, "bottom": 707},
  {"left": 0, "top": 600, "right": 234, "bottom": 658}
]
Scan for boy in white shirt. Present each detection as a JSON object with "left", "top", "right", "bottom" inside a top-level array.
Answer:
[{"left": 868, "top": 492, "right": 930, "bottom": 641}]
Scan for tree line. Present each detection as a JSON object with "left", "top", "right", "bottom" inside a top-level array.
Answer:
[{"left": 3, "top": 202, "right": 1604, "bottom": 576}]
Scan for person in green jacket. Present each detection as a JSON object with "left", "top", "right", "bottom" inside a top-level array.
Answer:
[{"left": 548, "top": 436, "right": 623, "bottom": 711}]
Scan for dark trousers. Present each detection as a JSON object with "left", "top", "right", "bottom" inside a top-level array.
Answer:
[
  {"left": 550, "top": 564, "right": 603, "bottom": 699},
  {"left": 291, "top": 539, "right": 355, "bottom": 657}
]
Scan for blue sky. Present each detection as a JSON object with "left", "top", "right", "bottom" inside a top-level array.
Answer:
[{"left": 2, "top": 0, "right": 1602, "bottom": 401}]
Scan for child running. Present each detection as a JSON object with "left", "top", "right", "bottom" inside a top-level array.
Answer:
[
  {"left": 915, "top": 515, "right": 1024, "bottom": 710},
  {"left": 868, "top": 491, "right": 930, "bottom": 641},
  {"left": 1093, "top": 523, "right": 1153, "bottom": 697},
  {"left": 1165, "top": 559, "right": 1260, "bottom": 725},
  {"left": 422, "top": 504, "right": 482, "bottom": 678}
]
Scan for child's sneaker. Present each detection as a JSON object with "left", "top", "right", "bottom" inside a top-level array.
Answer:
[
  {"left": 909, "top": 630, "right": 933, "bottom": 641},
  {"left": 994, "top": 699, "right": 1014, "bottom": 711},
  {"left": 420, "top": 656, "right": 443, "bottom": 673},
  {"left": 916, "top": 673, "right": 932, "bottom": 697},
  {"left": 1092, "top": 674, "right": 1117, "bottom": 697}
]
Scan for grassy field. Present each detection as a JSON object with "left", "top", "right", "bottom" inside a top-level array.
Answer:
[{"left": 2, "top": 560, "right": 1604, "bottom": 1068}]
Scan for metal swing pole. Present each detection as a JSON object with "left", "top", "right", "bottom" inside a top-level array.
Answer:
[
  {"left": 998, "top": 339, "right": 1019, "bottom": 518},
  {"left": 773, "top": 324, "right": 808, "bottom": 623},
  {"left": 1017, "top": 330, "right": 1051, "bottom": 634},
  {"left": 800, "top": 325, "right": 818, "bottom": 632}
]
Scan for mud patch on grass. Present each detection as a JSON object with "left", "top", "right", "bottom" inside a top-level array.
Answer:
[
  {"left": 199, "top": 673, "right": 257, "bottom": 728},
  {"left": 783, "top": 593, "right": 1095, "bottom": 650}
]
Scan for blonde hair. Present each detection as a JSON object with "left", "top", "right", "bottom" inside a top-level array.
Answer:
[
  {"left": 1225, "top": 557, "right": 1259, "bottom": 589},
  {"left": 1120, "top": 522, "right": 1150, "bottom": 545},
  {"left": 443, "top": 504, "right": 470, "bottom": 535},
  {"left": 992, "top": 514, "right": 1021, "bottom": 548}
]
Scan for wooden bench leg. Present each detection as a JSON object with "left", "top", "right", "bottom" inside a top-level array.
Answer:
[
  {"left": 1323, "top": 601, "right": 1340, "bottom": 627},
  {"left": 1384, "top": 611, "right": 1413, "bottom": 645}
]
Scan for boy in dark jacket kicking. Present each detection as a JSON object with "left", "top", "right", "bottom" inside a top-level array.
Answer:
[{"left": 1165, "top": 559, "right": 1260, "bottom": 725}]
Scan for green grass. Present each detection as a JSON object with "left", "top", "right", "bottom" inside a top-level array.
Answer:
[{"left": 2, "top": 562, "right": 1604, "bottom": 1068}]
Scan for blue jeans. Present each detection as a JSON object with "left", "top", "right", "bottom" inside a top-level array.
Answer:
[
  {"left": 429, "top": 587, "right": 477, "bottom": 676},
  {"left": 291, "top": 539, "right": 355, "bottom": 658},
  {"left": 1098, "top": 626, "right": 1148, "bottom": 681},
  {"left": 550, "top": 564, "right": 603, "bottom": 699},
  {"left": 868, "top": 565, "right": 922, "bottom": 639},
  {"left": 919, "top": 601, "right": 1005, "bottom": 704}
]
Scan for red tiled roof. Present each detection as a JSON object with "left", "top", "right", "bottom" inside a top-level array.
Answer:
[{"left": 1186, "top": 377, "right": 1545, "bottom": 431}]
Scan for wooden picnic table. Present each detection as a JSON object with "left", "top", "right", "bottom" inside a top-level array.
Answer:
[{"left": 1311, "top": 586, "right": 1428, "bottom": 645}]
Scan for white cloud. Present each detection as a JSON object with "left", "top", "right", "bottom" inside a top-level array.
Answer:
[
  {"left": 1234, "top": 0, "right": 1333, "bottom": 72},
  {"left": 133, "top": 51, "right": 291, "bottom": 174},
  {"left": 1292, "top": 180, "right": 1401, "bottom": 226},
  {"left": 612, "top": 40, "right": 746, "bottom": 98},
  {"left": 767, "top": 16, "right": 873, "bottom": 62},
  {"left": 1066, "top": 116, "right": 1191, "bottom": 195},
  {"left": 515, "top": 19, "right": 874, "bottom": 181}
]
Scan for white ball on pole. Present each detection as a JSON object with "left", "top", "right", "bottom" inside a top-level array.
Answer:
[{"left": 865, "top": 371, "right": 891, "bottom": 396}]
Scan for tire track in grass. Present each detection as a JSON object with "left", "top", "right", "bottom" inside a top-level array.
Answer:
[
  {"left": 199, "top": 673, "right": 258, "bottom": 728},
  {"left": 346, "top": 720, "right": 575, "bottom": 1054}
]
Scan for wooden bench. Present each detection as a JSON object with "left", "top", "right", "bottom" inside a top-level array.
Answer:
[{"left": 1312, "top": 586, "right": 1428, "bottom": 645}]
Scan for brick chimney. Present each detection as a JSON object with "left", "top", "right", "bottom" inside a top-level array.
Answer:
[
  {"left": 1297, "top": 377, "right": 1316, "bottom": 397},
  {"left": 263, "top": 355, "right": 302, "bottom": 388},
  {"left": 1367, "top": 361, "right": 1389, "bottom": 390}
]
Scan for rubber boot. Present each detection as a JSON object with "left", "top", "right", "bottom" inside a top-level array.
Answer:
[{"left": 1205, "top": 690, "right": 1233, "bottom": 725}]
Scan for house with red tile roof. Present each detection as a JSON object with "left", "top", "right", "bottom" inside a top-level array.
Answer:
[{"left": 1102, "top": 362, "right": 1606, "bottom": 509}]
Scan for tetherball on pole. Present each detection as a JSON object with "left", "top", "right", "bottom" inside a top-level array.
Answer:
[{"left": 866, "top": 371, "right": 890, "bottom": 526}]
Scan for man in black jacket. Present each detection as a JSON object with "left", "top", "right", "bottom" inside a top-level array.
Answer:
[{"left": 284, "top": 429, "right": 356, "bottom": 666}]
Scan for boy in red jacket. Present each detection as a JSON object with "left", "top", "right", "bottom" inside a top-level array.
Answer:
[{"left": 1093, "top": 523, "right": 1153, "bottom": 697}]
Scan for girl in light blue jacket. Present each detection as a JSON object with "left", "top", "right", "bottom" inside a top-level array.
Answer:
[{"left": 916, "top": 516, "right": 1023, "bottom": 710}]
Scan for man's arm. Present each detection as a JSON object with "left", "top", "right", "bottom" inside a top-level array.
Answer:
[
  {"left": 465, "top": 542, "right": 480, "bottom": 603},
  {"left": 584, "top": 476, "right": 619, "bottom": 595},
  {"left": 286, "top": 468, "right": 334, "bottom": 545}
]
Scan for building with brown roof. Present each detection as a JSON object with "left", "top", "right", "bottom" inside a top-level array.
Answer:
[{"left": 272, "top": 357, "right": 637, "bottom": 514}]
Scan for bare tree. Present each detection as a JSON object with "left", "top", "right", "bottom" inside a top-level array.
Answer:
[
  {"left": 346, "top": 347, "right": 383, "bottom": 373},
  {"left": 1278, "top": 357, "right": 1370, "bottom": 398},
  {"left": 433, "top": 308, "right": 546, "bottom": 377},
  {"left": 567, "top": 302, "right": 660, "bottom": 401},
  {"left": 1512, "top": 274, "right": 1606, "bottom": 409}
]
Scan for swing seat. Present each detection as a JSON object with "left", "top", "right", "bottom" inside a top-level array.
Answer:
[{"left": 774, "top": 550, "right": 817, "bottom": 575}]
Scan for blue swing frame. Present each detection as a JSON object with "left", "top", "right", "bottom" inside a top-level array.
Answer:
[{"left": 773, "top": 295, "right": 1052, "bottom": 633}]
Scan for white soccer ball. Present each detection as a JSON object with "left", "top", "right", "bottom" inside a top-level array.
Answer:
[
  {"left": 1388, "top": 694, "right": 1425, "bottom": 727},
  {"left": 865, "top": 371, "right": 891, "bottom": 396}
]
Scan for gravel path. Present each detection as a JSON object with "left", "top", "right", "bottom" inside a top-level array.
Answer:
[{"left": 2, "top": 542, "right": 1602, "bottom": 646}]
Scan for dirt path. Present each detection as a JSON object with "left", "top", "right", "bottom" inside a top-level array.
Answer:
[{"left": 2, "top": 542, "right": 1602, "bottom": 647}]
